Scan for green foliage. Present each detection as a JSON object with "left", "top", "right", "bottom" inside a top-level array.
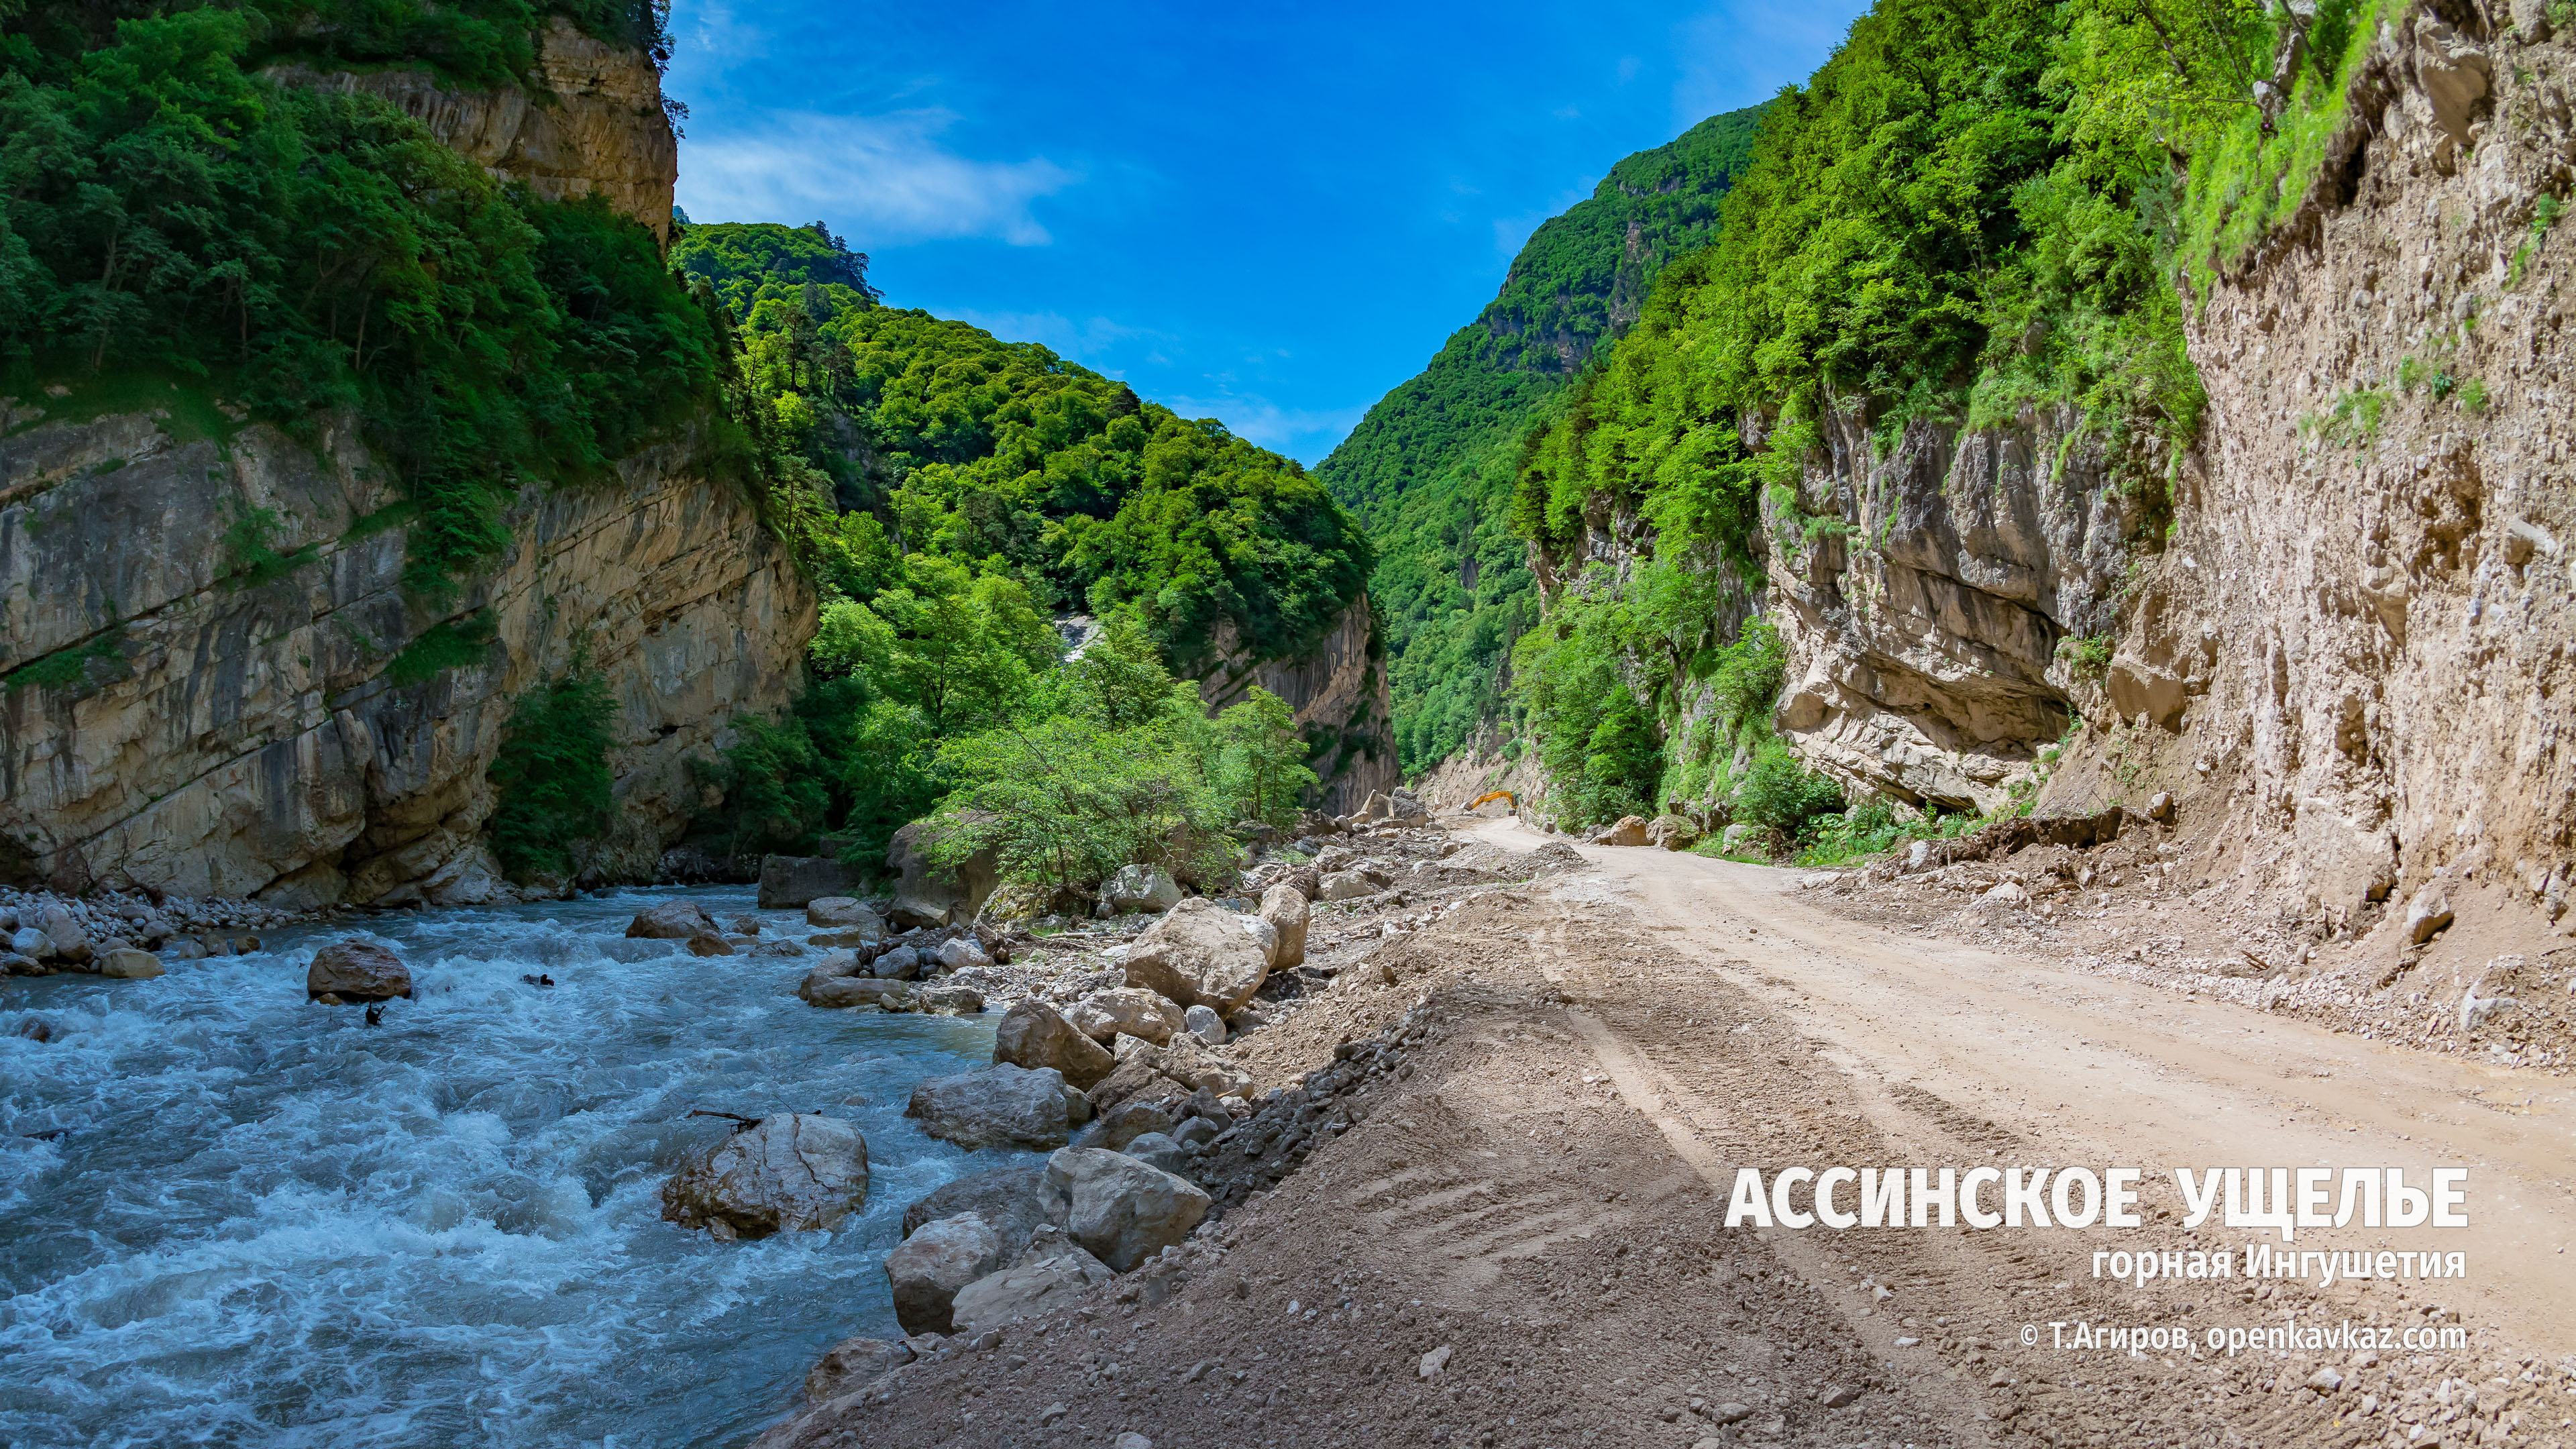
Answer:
[
  {"left": 485, "top": 667, "right": 619, "bottom": 880},
  {"left": 2058, "top": 633, "right": 2114, "bottom": 680},
  {"left": 1214, "top": 687, "right": 1318, "bottom": 828},
  {"left": 1316, "top": 107, "right": 1765, "bottom": 773},
  {"left": 0, "top": 3, "right": 724, "bottom": 601},
  {"left": 2459, "top": 377, "right": 2488, "bottom": 417},
  {"left": 1507, "top": 571, "right": 1666, "bottom": 829},
  {"left": 1793, "top": 796, "right": 1905, "bottom": 866},
  {"left": 1707, "top": 619, "right": 1787, "bottom": 748},
  {"left": 4, "top": 629, "right": 126, "bottom": 692},
  {"left": 219, "top": 502, "right": 317, "bottom": 587},
  {"left": 667, "top": 219, "right": 879, "bottom": 319},
  {"left": 1733, "top": 739, "right": 1847, "bottom": 839},
  {"left": 385, "top": 612, "right": 496, "bottom": 686},
  {"left": 671, "top": 231, "right": 1370, "bottom": 669},
  {"left": 918, "top": 619, "right": 1311, "bottom": 901},
  {"left": 690, "top": 713, "right": 835, "bottom": 863}
]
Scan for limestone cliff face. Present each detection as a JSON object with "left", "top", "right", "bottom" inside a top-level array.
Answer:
[
  {"left": 1765, "top": 407, "right": 2138, "bottom": 814},
  {"left": 2071, "top": 7, "right": 2576, "bottom": 928},
  {"left": 268, "top": 17, "right": 679, "bottom": 242},
  {"left": 1199, "top": 598, "right": 1398, "bottom": 814},
  {"left": 0, "top": 405, "right": 812, "bottom": 905},
  {"left": 1753, "top": 3, "right": 2575, "bottom": 931}
]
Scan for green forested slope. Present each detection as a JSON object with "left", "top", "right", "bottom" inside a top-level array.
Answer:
[
  {"left": 0, "top": 0, "right": 722, "bottom": 601},
  {"left": 669, "top": 222, "right": 1372, "bottom": 872},
  {"left": 1316, "top": 107, "right": 1764, "bottom": 775},
  {"left": 1503, "top": 0, "right": 2377, "bottom": 842}
]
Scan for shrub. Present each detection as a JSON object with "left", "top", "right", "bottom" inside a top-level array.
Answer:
[{"left": 486, "top": 669, "right": 619, "bottom": 879}]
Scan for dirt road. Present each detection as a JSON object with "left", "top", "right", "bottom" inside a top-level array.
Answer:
[{"left": 758, "top": 825, "right": 2576, "bottom": 1449}]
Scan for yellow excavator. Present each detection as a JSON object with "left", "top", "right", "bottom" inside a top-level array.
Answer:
[{"left": 1467, "top": 790, "right": 1516, "bottom": 811}]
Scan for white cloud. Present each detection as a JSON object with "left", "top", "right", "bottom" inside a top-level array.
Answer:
[
  {"left": 945, "top": 309, "right": 1159, "bottom": 362},
  {"left": 1161, "top": 392, "right": 1371, "bottom": 464},
  {"left": 678, "top": 110, "right": 1076, "bottom": 246}
]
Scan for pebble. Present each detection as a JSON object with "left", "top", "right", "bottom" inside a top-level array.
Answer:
[{"left": 1419, "top": 1344, "right": 1452, "bottom": 1379}]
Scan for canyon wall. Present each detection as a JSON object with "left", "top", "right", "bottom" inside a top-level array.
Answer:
[
  {"left": 2084, "top": 6, "right": 2575, "bottom": 930},
  {"left": 1748, "top": 4, "right": 2574, "bottom": 933},
  {"left": 268, "top": 17, "right": 680, "bottom": 242},
  {"left": 1201, "top": 599, "right": 1400, "bottom": 814},
  {"left": 0, "top": 26, "right": 803, "bottom": 906},
  {"left": 0, "top": 405, "right": 812, "bottom": 906}
]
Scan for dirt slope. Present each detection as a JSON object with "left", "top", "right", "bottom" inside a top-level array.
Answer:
[{"left": 754, "top": 823, "right": 2576, "bottom": 1448}]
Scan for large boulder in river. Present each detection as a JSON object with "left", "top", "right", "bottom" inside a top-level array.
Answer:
[
  {"left": 1042, "top": 1146, "right": 1210, "bottom": 1271},
  {"left": 1067, "top": 986, "right": 1185, "bottom": 1046},
  {"left": 800, "top": 975, "right": 915, "bottom": 1010},
  {"left": 659, "top": 1113, "right": 870, "bottom": 1240},
  {"left": 306, "top": 940, "right": 410, "bottom": 1002},
  {"left": 906, "top": 1064, "right": 1079, "bottom": 1150},
  {"left": 1258, "top": 883, "right": 1309, "bottom": 969},
  {"left": 805, "top": 897, "right": 881, "bottom": 931},
  {"left": 1115, "top": 898, "right": 1268, "bottom": 1016},
  {"left": 884, "top": 1212, "right": 1005, "bottom": 1334},
  {"left": 627, "top": 900, "right": 718, "bottom": 939},
  {"left": 901, "top": 1164, "right": 1065, "bottom": 1247},
  {"left": 991, "top": 1001, "right": 1116, "bottom": 1088},
  {"left": 885, "top": 819, "right": 998, "bottom": 928},
  {"left": 759, "top": 855, "right": 867, "bottom": 909}
]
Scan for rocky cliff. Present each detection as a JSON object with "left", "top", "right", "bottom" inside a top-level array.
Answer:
[
  {"left": 1755, "top": 4, "right": 2575, "bottom": 932},
  {"left": 1199, "top": 598, "right": 1398, "bottom": 814},
  {"left": 0, "top": 404, "right": 812, "bottom": 906},
  {"left": 268, "top": 17, "right": 679, "bottom": 242},
  {"left": 0, "top": 27, "right": 806, "bottom": 906},
  {"left": 2080, "top": 5, "right": 2574, "bottom": 931}
]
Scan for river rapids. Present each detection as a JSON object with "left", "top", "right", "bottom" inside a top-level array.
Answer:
[{"left": 0, "top": 888, "right": 1014, "bottom": 1448}]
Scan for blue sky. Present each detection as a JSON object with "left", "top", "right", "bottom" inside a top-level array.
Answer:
[{"left": 668, "top": 1, "right": 1868, "bottom": 465}]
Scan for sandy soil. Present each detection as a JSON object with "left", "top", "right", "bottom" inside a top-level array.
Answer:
[{"left": 752, "top": 820, "right": 2576, "bottom": 1449}]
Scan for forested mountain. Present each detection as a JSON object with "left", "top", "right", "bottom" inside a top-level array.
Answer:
[
  {"left": 667, "top": 221, "right": 1374, "bottom": 873},
  {"left": 1315, "top": 107, "right": 1764, "bottom": 776}
]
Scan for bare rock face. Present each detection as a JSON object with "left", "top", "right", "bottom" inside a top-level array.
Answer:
[
  {"left": 1100, "top": 863, "right": 1185, "bottom": 914},
  {"left": 264, "top": 19, "right": 679, "bottom": 241},
  {"left": 659, "top": 1114, "right": 869, "bottom": 1241},
  {"left": 306, "top": 940, "right": 411, "bottom": 1002},
  {"left": 991, "top": 1000, "right": 1117, "bottom": 1088},
  {"left": 761, "top": 857, "right": 866, "bottom": 909},
  {"left": 1115, "top": 898, "right": 1269, "bottom": 1016},
  {"left": 628, "top": 900, "right": 717, "bottom": 939},
  {"left": 1258, "top": 883, "right": 1309, "bottom": 969},
  {"left": 1040, "top": 1146, "right": 1210, "bottom": 1272},
  {"left": 1197, "top": 596, "right": 1395, "bottom": 814},
  {"left": 804, "top": 897, "right": 880, "bottom": 930},
  {"left": 1067, "top": 987, "right": 1185, "bottom": 1046},
  {"left": 905, "top": 1064, "right": 1077, "bottom": 1151},
  {"left": 1316, "top": 870, "right": 1378, "bottom": 902},
  {"left": 1091, "top": 1099, "right": 1177, "bottom": 1152},
  {"left": 883, "top": 1213, "right": 1004, "bottom": 1334},
  {"left": 0, "top": 411, "right": 812, "bottom": 906},
  {"left": 97, "top": 948, "right": 164, "bottom": 980}
]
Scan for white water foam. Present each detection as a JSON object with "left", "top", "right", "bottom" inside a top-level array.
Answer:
[{"left": 0, "top": 888, "right": 1015, "bottom": 1448}]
